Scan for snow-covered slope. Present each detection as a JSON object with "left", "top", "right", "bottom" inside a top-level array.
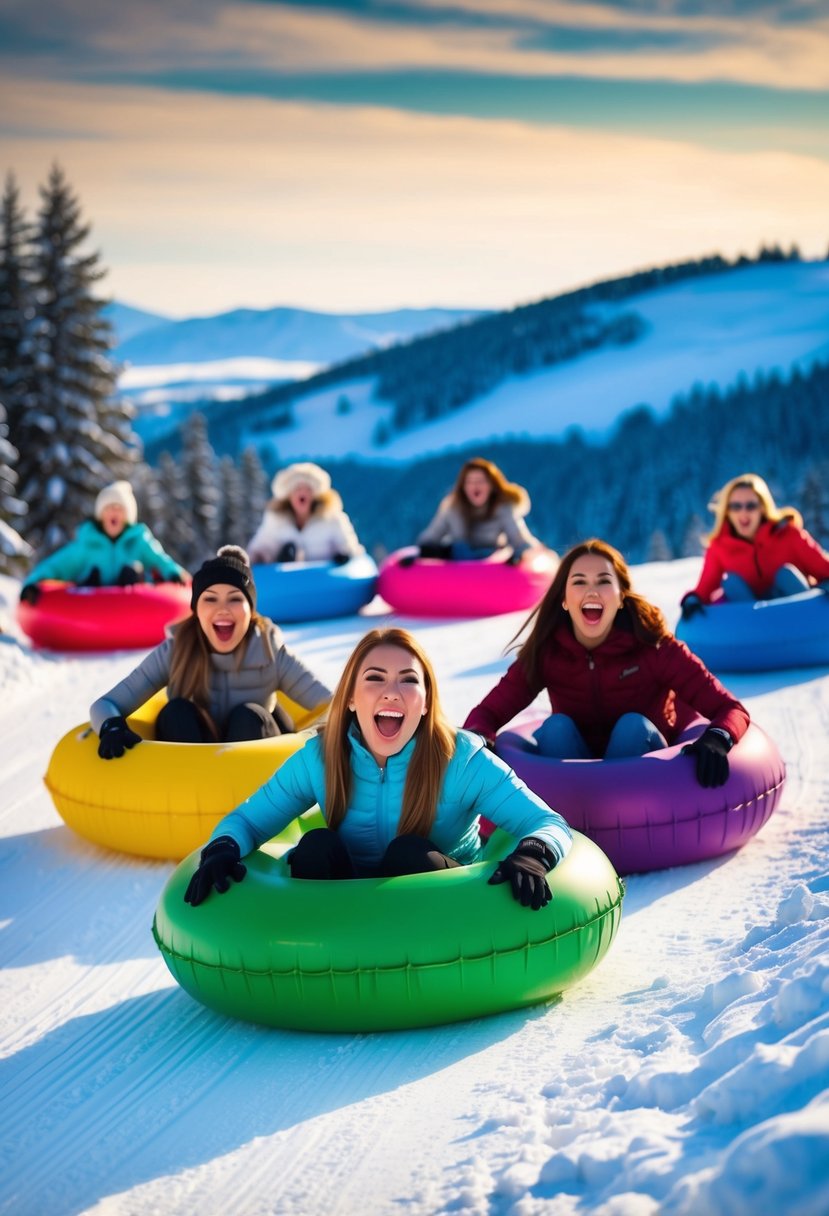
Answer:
[
  {"left": 1, "top": 560, "right": 827, "bottom": 1216},
  {"left": 234, "top": 261, "right": 829, "bottom": 464}
]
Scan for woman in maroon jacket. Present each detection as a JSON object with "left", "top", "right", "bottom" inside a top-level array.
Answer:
[
  {"left": 681, "top": 472, "right": 829, "bottom": 620},
  {"left": 464, "top": 538, "right": 749, "bottom": 788}
]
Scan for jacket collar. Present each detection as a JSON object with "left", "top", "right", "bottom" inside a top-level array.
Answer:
[{"left": 555, "top": 606, "right": 639, "bottom": 658}]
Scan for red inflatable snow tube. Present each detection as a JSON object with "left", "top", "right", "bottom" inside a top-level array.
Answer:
[{"left": 16, "top": 581, "right": 192, "bottom": 651}]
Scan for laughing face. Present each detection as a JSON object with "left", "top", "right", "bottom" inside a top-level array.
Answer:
[
  {"left": 462, "top": 468, "right": 493, "bottom": 509},
  {"left": 100, "top": 503, "right": 127, "bottom": 539},
  {"left": 562, "top": 553, "right": 623, "bottom": 649},
  {"left": 195, "top": 583, "right": 252, "bottom": 653},
  {"left": 348, "top": 643, "right": 428, "bottom": 767},
  {"left": 289, "top": 482, "right": 315, "bottom": 525}
]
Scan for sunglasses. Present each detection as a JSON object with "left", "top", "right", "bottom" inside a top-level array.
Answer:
[{"left": 727, "top": 500, "right": 761, "bottom": 513}]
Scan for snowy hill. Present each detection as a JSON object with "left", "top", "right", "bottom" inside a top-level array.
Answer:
[
  {"left": 231, "top": 260, "right": 829, "bottom": 465},
  {"left": 1, "top": 560, "right": 828, "bottom": 1215}
]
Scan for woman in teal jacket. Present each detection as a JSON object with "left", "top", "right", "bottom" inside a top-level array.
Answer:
[
  {"left": 20, "top": 481, "right": 187, "bottom": 603},
  {"left": 184, "top": 626, "right": 573, "bottom": 911}
]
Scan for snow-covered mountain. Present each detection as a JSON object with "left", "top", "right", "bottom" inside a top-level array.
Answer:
[
  {"left": 229, "top": 260, "right": 829, "bottom": 466},
  {"left": 104, "top": 301, "right": 171, "bottom": 345},
  {"left": 115, "top": 304, "right": 486, "bottom": 368}
]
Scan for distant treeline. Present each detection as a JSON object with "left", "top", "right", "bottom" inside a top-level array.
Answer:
[{"left": 314, "top": 359, "right": 829, "bottom": 565}]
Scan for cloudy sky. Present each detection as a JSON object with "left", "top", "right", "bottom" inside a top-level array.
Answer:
[{"left": 2, "top": 0, "right": 827, "bottom": 317}]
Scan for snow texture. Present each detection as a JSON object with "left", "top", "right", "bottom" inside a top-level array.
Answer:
[{"left": 0, "top": 556, "right": 827, "bottom": 1216}]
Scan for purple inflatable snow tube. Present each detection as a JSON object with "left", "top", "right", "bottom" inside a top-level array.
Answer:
[{"left": 496, "top": 716, "right": 785, "bottom": 875}]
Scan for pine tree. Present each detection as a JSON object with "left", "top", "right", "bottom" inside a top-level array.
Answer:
[
  {"left": 153, "top": 450, "right": 194, "bottom": 570},
  {"left": 17, "top": 164, "right": 138, "bottom": 554},
  {"left": 180, "top": 411, "right": 219, "bottom": 566},
  {"left": 0, "top": 173, "right": 34, "bottom": 447},
  {"left": 239, "top": 445, "right": 269, "bottom": 544},
  {"left": 217, "top": 454, "right": 247, "bottom": 548},
  {"left": 0, "top": 398, "right": 31, "bottom": 571}
]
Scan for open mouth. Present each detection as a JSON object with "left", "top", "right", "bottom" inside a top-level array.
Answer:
[
  {"left": 375, "top": 710, "right": 404, "bottom": 739},
  {"left": 213, "top": 622, "right": 236, "bottom": 643},
  {"left": 581, "top": 604, "right": 604, "bottom": 624}
]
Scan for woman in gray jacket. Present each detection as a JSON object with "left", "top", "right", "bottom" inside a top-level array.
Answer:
[
  {"left": 407, "top": 457, "right": 541, "bottom": 566},
  {"left": 90, "top": 546, "right": 332, "bottom": 759}
]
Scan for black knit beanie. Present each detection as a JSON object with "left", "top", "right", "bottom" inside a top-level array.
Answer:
[{"left": 191, "top": 545, "right": 256, "bottom": 611}]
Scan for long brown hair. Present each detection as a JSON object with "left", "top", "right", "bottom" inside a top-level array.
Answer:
[
  {"left": 448, "top": 457, "right": 526, "bottom": 526},
  {"left": 322, "top": 628, "right": 456, "bottom": 837},
  {"left": 167, "top": 612, "right": 274, "bottom": 739},
  {"left": 512, "top": 538, "right": 669, "bottom": 680},
  {"left": 704, "top": 472, "right": 801, "bottom": 545}
]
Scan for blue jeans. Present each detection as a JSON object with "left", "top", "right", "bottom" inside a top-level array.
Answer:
[
  {"left": 450, "top": 542, "right": 498, "bottom": 561},
  {"left": 533, "top": 712, "right": 668, "bottom": 759},
  {"left": 722, "top": 564, "right": 810, "bottom": 602}
]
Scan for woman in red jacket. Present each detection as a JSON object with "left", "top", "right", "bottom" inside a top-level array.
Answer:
[
  {"left": 463, "top": 538, "right": 749, "bottom": 788},
  {"left": 681, "top": 472, "right": 829, "bottom": 619}
]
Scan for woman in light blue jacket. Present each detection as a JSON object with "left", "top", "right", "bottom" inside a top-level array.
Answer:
[
  {"left": 20, "top": 481, "right": 187, "bottom": 603},
  {"left": 184, "top": 626, "right": 573, "bottom": 911}
]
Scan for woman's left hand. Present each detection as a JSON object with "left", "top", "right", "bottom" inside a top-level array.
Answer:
[
  {"left": 682, "top": 728, "right": 731, "bottom": 787},
  {"left": 488, "top": 837, "right": 556, "bottom": 909}
]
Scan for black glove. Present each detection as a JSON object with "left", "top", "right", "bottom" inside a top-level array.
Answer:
[
  {"left": 680, "top": 593, "right": 705, "bottom": 621},
  {"left": 19, "top": 584, "right": 40, "bottom": 606},
  {"left": 398, "top": 551, "right": 419, "bottom": 569},
  {"left": 97, "top": 715, "right": 143, "bottom": 760},
  {"left": 488, "top": 836, "right": 556, "bottom": 910},
  {"left": 332, "top": 552, "right": 351, "bottom": 566},
  {"left": 167, "top": 571, "right": 187, "bottom": 585},
  {"left": 682, "top": 727, "right": 731, "bottom": 788},
  {"left": 117, "top": 563, "right": 143, "bottom": 586},
  {"left": 419, "top": 542, "right": 454, "bottom": 561},
  {"left": 79, "top": 567, "right": 102, "bottom": 588},
  {"left": 184, "top": 835, "right": 247, "bottom": 906}
]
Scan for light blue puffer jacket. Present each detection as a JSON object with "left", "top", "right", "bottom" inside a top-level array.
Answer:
[
  {"left": 210, "top": 725, "right": 572, "bottom": 872},
  {"left": 24, "top": 521, "right": 187, "bottom": 588}
]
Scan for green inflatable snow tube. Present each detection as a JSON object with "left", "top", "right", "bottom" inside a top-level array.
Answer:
[{"left": 152, "top": 815, "right": 624, "bottom": 1032}]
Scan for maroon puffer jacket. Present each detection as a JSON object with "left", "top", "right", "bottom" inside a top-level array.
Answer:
[{"left": 463, "top": 617, "right": 749, "bottom": 757}]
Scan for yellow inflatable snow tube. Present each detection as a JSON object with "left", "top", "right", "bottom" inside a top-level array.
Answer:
[{"left": 44, "top": 691, "right": 323, "bottom": 860}]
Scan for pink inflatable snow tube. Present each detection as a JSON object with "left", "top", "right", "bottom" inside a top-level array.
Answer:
[
  {"left": 378, "top": 547, "right": 558, "bottom": 618},
  {"left": 494, "top": 716, "right": 785, "bottom": 875},
  {"left": 16, "top": 581, "right": 192, "bottom": 651}
]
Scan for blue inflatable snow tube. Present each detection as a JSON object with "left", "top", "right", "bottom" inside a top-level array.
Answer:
[
  {"left": 676, "top": 587, "right": 829, "bottom": 672},
  {"left": 252, "top": 553, "right": 378, "bottom": 623}
]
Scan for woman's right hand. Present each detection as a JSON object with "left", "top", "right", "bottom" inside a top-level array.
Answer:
[
  {"left": 184, "top": 836, "right": 247, "bottom": 906},
  {"left": 680, "top": 593, "right": 705, "bottom": 621},
  {"left": 97, "top": 716, "right": 142, "bottom": 759}
]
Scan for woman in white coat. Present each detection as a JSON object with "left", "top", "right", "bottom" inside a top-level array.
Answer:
[{"left": 247, "top": 462, "right": 364, "bottom": 565}]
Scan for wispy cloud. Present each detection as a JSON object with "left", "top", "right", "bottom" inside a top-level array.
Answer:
[
  {"left": 3, "top": 79, "right": 826, "bottom": 315},
  {"left": 3, "top": 1, "right": 829, "bottom": 89}
]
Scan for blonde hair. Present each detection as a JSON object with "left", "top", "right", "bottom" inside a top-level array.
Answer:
[
  {"left": 704, "top": 473, "right": 801, "bottom": 545},
  {"left": 322, "top": 628, "right": 456, "bottom": 836},
  {"left": 167, "top": 612, "right": 273, "bottom": 739},
  {"left": 511, "top": 538, "right": 669, "bottom": 681}
]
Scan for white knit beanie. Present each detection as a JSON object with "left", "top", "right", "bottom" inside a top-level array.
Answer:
[
  {"left": 95, "top": 481, "right": 138, "bottom": 526},
  {"left": 272, "top": 462, "right": 331, "bottom": 501}
]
